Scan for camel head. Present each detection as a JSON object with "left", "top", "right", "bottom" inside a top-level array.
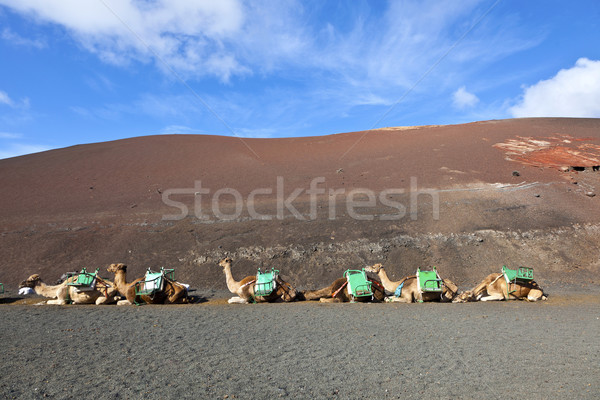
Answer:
[
  {"left": 275, "top": 276, "right": 299, "bottom": 302},
  {"left": 107, "top": 263, "right": 127, "bottom": 273},
  {"left": 364, "top": 263, "right": 384, "bottom": 274},
  {"left": 452, "top": 290, "right": 474, "bottom": 303},
  {"left": 441, "top": 279, "right": 460, "bottom": 302},
  {"left": 218, "top": 258, "right": 233, "bottom": 269},
  {"left": 19, "top": 274, "right": 42, "bottom": 289}
]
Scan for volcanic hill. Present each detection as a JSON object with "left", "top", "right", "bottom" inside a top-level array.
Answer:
[{"left": 1, "top": 118, "right": 600, "bottom": 293}]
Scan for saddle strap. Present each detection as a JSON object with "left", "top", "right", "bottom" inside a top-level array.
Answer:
[{"left": 332, "top": 281, "right": 348, "bottom": 298}]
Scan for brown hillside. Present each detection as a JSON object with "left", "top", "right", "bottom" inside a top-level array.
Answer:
[{"left": 1, "top": 118, "right": 600, "bottom": 293}]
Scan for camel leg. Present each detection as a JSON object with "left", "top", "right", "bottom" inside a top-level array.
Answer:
[
  {"left": 228, "top": 296, "right": 249, "bottom": 304},
  {"left": 385, "top": 296, "right": 411, "bottom": 303},
  {"left": 95, "top": 296, "right": 110, "bottom": 305},
  {"left": 319, "top": 298, "right": 342, "bottom": 303},
  {"left": 117, "top": 299, "right": 133, "bottom": 306},
  {"left": 479, "top": 293, "right": 505, "bottom": 301},
  {"left": 46, "top": 299, "right": 67, "bottom": 305}
]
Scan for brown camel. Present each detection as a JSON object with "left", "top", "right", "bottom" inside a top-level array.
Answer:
[
  {"left": 303, "top": 273, "right": 386, "bottom": 303},
  {"left": 453, "top": 272, "right": 546, "bottom": 302},
  {"left": 364, "top": 263, "right": 460, "bottom": 303},
  {"left": 19, "top": 273, "right": 118, "bottom": 305},
  {"left": 218, "top": 258, "right": 299, "bottom": 303},
  {"left": 107, "top": 263, "right": 188, "bottom": 305}
]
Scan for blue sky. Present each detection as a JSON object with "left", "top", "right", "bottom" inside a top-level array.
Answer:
[{"left": 1, "top": 0, "right": 600, "bottom": 159}]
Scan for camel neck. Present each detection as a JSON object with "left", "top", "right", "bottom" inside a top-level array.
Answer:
[
  {"left": 222, "top": 264, "right": 241, "bottom": 293},
  {"left": 34, "top": 281, "right": 64, "bottom": 297},
  {"left": 378, "top": 269, "right": 402, "bottom": 292},
  {"left": 113, "top": 271, "right": 130, "bottom": 292}
]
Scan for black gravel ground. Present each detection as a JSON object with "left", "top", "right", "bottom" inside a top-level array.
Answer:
[{"left": 1, "top": 293, "right": 599, "bottom": 399}]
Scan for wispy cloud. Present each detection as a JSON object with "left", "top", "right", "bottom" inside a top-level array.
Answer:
[
  {"left": 510, "top": 58, "right": 600, "bottom": 118},
  {"left": 0, "top": 0, "right": 546, "bottom": 136},
  {"left": 0, "top": 89, "right": 30, "bottom": 109},
  {"left": 0, "top": 1, "right": 534, "bottom": 89},
  {"left": 0, "top": 90, "right": 13, "bottom": 106},
  {"left": 0, "top": 143, "right": 51, "bottom": 159},
  {"left": 1, "top": 27, "right": 45, "bottom": 48},
  {"left": 160, "top": 125, "right": 207, "bottom": 135},
  {"left": 0, "top": 132, "right": 22, "bottom": 139},
  {"left": 0, "top": 132, "right": 51, "bottom": 159}
]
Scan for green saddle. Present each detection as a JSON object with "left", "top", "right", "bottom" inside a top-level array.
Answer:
[
  {"left": 67, "top": 268, "right": 99, "bottom": 290},
  {"left": 417, "top": 267, "right": 443, "bottom": 292},
  {"left": 254, "top": 268, "right": 279, "bottom": 297},
  {"left": 502, "top": 266, "right": 534, "bottom": 283},
  {"left": 343, "top": 269, "right": 373, "bottom": 299},
  {"left": 135, "top": 268, "right": 175, "bottom": 296}
]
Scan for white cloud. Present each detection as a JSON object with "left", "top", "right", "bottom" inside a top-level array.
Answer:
[
  {"left": 453, "top": 86, "right": 479, "bottom": 109},
  {"left": 510, "top": 58, "right": 600, "bottom": 118},
  {"left": 0, "top": 0, "right": 246, "bottom": 81}
]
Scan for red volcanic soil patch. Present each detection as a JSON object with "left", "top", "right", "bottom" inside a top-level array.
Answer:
[
  {"left": 1, "top": 118, "right": 600, "bottom": 292},
  {"left": 494, "top": 134, "right": 600, "bottom": 169}
]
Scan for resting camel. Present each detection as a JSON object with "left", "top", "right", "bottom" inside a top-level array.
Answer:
[
  {"left": 19, "top": 274, "right": 118, "bottom": 305},
  {"left": 107, "top": 263, "right": 189, "bottom": 305},
  {"left": 218, "top": 258, "right": 299, "bottom": 303},
  {"left": 453, "top": 272, "right": 546, "bottom": 302},
  {"left": 303, "top": 274, "right": 386, "bottom": 303},
  {"left": 364, "top": 263, "right": 460, "bottom": 303}
]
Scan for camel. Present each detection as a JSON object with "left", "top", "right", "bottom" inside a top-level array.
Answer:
[
  {"left": 303, "top": 272, "right": 386, "bottom": 303},
  {"left": 218, "top": 258, "right": 299, "bottom": 303},
  {"left": 19, "top": 273, "right": 118, "bottom": 305},
  {"left": 364, "top": 263, "right": 460, "bottom": 303},
  {"left": 453, "top": 272, "right": 546, "bottom": 302},
  {"left": 107, "top": 263, "right": 189, "bottom": 305}
]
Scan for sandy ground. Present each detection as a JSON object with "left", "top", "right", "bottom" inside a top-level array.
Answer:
[{"left": 1, "top": 291, "right": 599, "bottom": 399}]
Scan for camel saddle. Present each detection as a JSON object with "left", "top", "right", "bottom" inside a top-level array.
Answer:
[
  {"left": 66, "top": 268, "right": 99, "bottom": 291},
  {"left": 135, "top": 267, "right": 175, "bottom": 296},
  {"left": 417, "top": 267, "right": 443, "bottom": 293},
  {"left": 502, "top": 266, "right": 534, "bottom": 295},
  {"left": 502, "top": 266, "right": 533, "bottom": 283},
  {"left": 343, "top": 269, "right": 373, "bottom": 299},
  {"left": 254, "top": 268, "right": 278, "bottom": 297}
]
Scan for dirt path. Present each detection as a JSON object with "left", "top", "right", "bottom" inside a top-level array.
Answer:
[{"left": 1, "top": 295, "right": 599, "bottom": 399}]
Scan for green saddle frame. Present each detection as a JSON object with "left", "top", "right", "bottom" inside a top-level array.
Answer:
[
  {"left": 417, "top": 267, "right": 443, "bottom": 293},
  {"left": 502, "top": 266, "right": 534, "bottom": 296},
  {"left": 135, "top": 268, "right": 175, "bottom": 297},
  {"left": 254, "top": 268, "right": 279, "bottom": 297},
  {"left": 67, "top": 268, "right": 99, "bottom": 290},
  {"left": 343, "top": 269, "right": 373, "bottom": 299}
]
